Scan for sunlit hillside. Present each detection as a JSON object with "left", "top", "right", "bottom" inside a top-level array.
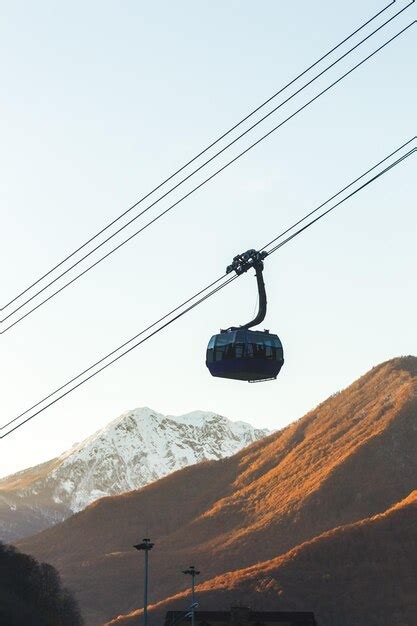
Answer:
[{"left": 18, "top": 357, "right": 417, "bottom": 626}]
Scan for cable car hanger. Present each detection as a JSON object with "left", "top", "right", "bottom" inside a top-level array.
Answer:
[
  {"left": 226, "top": 249, "right": 268, "bottom": 330},
  {"left": 206, "top": 249, "right": 284, "bottom": 383}
]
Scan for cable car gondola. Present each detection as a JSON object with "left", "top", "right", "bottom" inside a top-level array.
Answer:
[{"left": 206, "top": 249, "right": 284, "bottom": 382}]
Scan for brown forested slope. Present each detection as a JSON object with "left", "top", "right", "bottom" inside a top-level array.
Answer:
[
  {"left": 110, "top": 491, "right": 417, "bottom": 626},
  {"left": 17, "top": 356, "right": 417, "bottom": 625}
]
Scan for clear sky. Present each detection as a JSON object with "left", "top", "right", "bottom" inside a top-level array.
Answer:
[{"left": 0, "top": 0, "right": 415, "bottom": 476}]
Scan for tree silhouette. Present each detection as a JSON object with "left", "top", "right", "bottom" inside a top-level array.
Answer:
[{"left": 0, "top": 542, "right": 83, "bottom": 625}]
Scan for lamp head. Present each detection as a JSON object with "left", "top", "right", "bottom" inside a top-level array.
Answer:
[
  {"left": 133, "top": 538, "right": 154, "bottom": 551},
  {"left": 182, "top": 566, "right": 201, "bottom": 576}
]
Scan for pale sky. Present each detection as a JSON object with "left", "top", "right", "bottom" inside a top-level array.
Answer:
[{"left": 0, "top": 0, "right": 415, "bottom": 476}]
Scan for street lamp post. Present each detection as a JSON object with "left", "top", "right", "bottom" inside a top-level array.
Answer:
[
  {"left": 134, "top": 538, "right": 154, "bottom": 626},
  {"left": 182, "top": 566, "right": 200, "bottom": 626}
]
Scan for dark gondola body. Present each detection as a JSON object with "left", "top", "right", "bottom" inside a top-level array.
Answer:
[{"left": 206, "top": 328, "right": 284, "bottom": 382}]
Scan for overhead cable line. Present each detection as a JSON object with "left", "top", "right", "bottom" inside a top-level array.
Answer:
[
  {"left": 0, "top": 275, "right": 238, "bottom": 438},
  {"left": 1, "top": 4, "right": 411, "bottom": 327},
  {"left": 259, "top": 135, "right": 417, "bottom": 252},
  {"left": 0, "top": 0, "right": 399, "bottom": 313},
  {"left": 2, "top": 17, "right": 415, "bottom": 335},
  {"left": 0, "top": 274, "right": 230, "bottom": 432},
  {"left": 264, "top": 146, "right": 416, "bottom": 255},
  {"left": 2, "top": 138, "right": 415, "bottom": 439}
]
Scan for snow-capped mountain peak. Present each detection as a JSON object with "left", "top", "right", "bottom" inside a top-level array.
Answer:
[{"left": 0, "top": 407, "right": 269, "bottom": 542}]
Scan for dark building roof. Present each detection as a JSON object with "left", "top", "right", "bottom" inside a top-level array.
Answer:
[{"left": 165, "top": 607, "right": 316, "bottom": 626}]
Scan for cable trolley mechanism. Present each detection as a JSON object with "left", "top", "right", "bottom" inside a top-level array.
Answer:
[{"left": 206, "top": 249, "right": 284, "bottom": 382}]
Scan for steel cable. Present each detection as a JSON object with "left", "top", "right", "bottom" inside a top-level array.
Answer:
[
  {"left": 1, "top": 137, "right": 414, "bottom": 438},
  {"left": 1, "top": 16, "right": 415, "bottom": 334},
  {"left": 0, "top": 0, "right": 398, "bottom": 313}
]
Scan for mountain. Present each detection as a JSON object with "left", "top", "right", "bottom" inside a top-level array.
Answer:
[
  {"left": 109, "top": 491, "right": 417, "bottom": 626},
  {"left": 0, "top": 408, "right": 268, "bottom": 542},
  {"left": 17, "top": 357, "right": 417, "bottom": 626}
]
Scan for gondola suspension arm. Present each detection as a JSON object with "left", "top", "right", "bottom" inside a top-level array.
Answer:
[{"left": 226, "top": 249, "right": 268, "bottom": 330}]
